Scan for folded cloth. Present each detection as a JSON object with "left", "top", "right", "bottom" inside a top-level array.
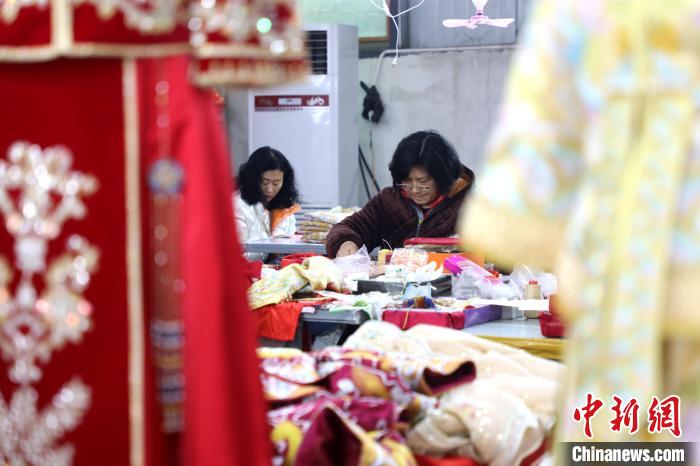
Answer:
[
  {"left": 298, "top": 226, "right": 332, "bottom": 233},
  {"left": 300, "top": 208, "right": 360, "bottom": 243},
  {"left": 315, "top": 347, "right": 476, "bottom": 398},
  {"left": 298, "top": 220, "right": 335, "bottom": 230},
  {"left": 256, "top": 302, "right": 305, "bottom": 342},
  {"left": 256, "top": 298, "right": 335, "bottom": 342},
  {"left": 248, "top": 256, "right": 344, "bottom": 309},
  {"left": 304, "top": 207, "right": 360, "bottom": 225},
  {"left": 300, "top": 231, "right": 328, "bottom": 242}
]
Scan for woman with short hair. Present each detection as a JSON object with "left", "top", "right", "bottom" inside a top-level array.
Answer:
[{"left": 326, "top": 130, "right": 474, "bottom": 258}]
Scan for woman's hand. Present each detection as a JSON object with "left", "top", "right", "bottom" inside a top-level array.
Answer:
[{"left": 336, "top": 241, "right": 360, "bottom": 257}]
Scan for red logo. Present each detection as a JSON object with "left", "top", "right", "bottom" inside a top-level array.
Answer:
[
  {"left": 573, "top": 393, "right": 604, "bottom": 438},
  {"left": 648, "top": 395, "right": 681, "bottom": 438},
  {"left": 573, "top": 394, "right": 683, "bottom": 438},
  {"left": 610, "top": 396, "right": 640, "bottom": 434}
]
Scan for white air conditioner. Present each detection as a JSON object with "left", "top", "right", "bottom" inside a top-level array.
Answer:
[{"left": 228, "top": 23, "right": 359, "bottom": 209}]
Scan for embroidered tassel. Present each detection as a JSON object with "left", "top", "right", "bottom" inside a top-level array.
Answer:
[{"left": 148, "top": 62, "right": 186, "bottom": 433}]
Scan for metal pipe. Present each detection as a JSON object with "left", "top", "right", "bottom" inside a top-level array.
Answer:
[{"left": 372, "top": 44, "right": 518, "bottom": 85}]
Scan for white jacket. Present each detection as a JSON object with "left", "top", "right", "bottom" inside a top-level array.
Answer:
[{"left": 233, "top": 192, "right": 296, "bottom": 261}]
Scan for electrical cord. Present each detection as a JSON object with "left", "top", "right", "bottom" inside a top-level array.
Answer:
[
  {"left": 359, "top": 147, "right": 372, "bottom": 199},
  {"left": 359, "top": 145, "right": 380, "bottom": 192},
  {"left": 358, "top": 81, "right": 383, "bottom": 200}
]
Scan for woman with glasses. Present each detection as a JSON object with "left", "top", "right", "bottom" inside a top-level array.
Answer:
[
  {"left": 326, "top": 130, "right": 475, "bottom": 258},
  {"left": 234, "top": 146, "right": 301, "bottom": 261}
]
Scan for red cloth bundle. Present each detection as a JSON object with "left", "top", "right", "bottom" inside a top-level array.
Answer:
[
  {"left": 256, "top": 302, "right": 305, "bottom": 341},
  {"left": 382, "top": 310, "right": 465, "bottom": 331},
  {"left": 539, "top": 311, "right": 566, "bottom": 338},
  {"left": 415, "top": 455, "right": 481, "bottom": 466},
  {"left": 404, "top": 237, "right": 461, "bottom": 246},
  {"left": 280, "top": 252, "right": 321, "bottom": 268},
  {"left": 257, "top": 299, "right": 334, "bottom": 341}
]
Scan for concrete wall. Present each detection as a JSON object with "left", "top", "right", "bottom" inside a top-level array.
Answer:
[
  {"left": 357, "top": 46, "right": 515, "bottom": 200},
  {"left": 225, "top": 0, "right": 536, "bottom": 205},
  {"left": 224, "top": 91, "right": 249, "bottom": 174}
]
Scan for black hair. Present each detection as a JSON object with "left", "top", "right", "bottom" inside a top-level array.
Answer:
[
  {"left": 388, "top": 130, "right": 472, "bottom": 195},
  {"left": 237, "top": 146, "right": 300, "bottom": 209}
]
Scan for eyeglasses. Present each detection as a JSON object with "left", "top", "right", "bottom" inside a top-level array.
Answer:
[{"left": 397, "top": 182, "right": 435, "bottom": 193}]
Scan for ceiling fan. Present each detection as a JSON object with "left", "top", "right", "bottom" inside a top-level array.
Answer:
[{"left": 442, "top": 0, "right": 515, "bottom": 29}]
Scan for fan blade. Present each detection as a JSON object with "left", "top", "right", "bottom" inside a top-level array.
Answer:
[
  {"left": 442, "top": 19, "right": 475, "bottom": 28},
  {"left": 484, "top": 18, "right": 515, "bottom": 28}
]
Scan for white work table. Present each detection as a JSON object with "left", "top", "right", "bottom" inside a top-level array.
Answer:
[
  {"left": 465, "top": 318, "right": 544, "bottom": 339},
  {"left": 243, "top": 237, "right": 327, "bottom": 255},
  {"left": 465, "top": 317, "right": 564, "bottom": 360}
]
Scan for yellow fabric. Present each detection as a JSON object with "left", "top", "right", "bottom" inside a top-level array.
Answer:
[
  {"left": 459, "top": 0, "right": 700, "bottom": 443},
  {"left": 478, "top": 336, "right": 565, "bottom": 361},
  {"left": 247, "top": 256, "right": 344, "bottom": 309}
]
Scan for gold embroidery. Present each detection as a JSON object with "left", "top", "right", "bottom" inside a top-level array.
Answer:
[
  {"left": 0, "top": 141, "right": 98, "bottom": 465},
  {"left": 190, "top": 58, "right": 308, "bottom": 87},
  {"left": 193, "top": 42, "right": 306, "bottom": 59},
  {"left": 1, "top": 0, "right": 49, "bottom": 23},
  {"left": 71, "top": 0, "right": 183, "bottom": 34},
  {"left": 53, "top": 0, "right": 73, "bottom": 51},
  {"left": 189, "top": 0, "right": 304, "bottom": 47}
]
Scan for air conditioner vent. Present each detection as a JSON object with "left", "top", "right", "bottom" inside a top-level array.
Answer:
[{"left": 305, "top": 30, "right": 328, "bottom": 75}]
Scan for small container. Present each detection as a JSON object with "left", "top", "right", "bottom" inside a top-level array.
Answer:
[
  {"left": 525, "top": 280, "right": 542, "bottom": 300},
  {"left": 377, "top": 249, "right": 392, "bottom": 267},
  {"left": 484, "top": 262, "right": 500, "bottom": 278}
]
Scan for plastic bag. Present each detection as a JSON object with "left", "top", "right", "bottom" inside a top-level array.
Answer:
[
  {"left": 451, "top": 272, "right": 478, "bottom": 299},
  {"left": 403, "top": 283, "right": 432, "bottom": 300},
  {"left": 405, "top": 262, "right": 444, "bottom": 283},
  {"left": 332, "top": 245, "right": 371, "bottom": 278},
  {"left": 390, "top": 248, "right": 428, "bottom": 272},
  {"left": 450, "top": 259, "right": 497, "bottom": 299},
  {"left": 451, "top": 260, "right": 520, "bottom": 299},
  {"left": 474, "top": 277, "right": 520, "bottom": 299},
  {"left": 510, "top": 265, "right": 558, "bottom": 298}
]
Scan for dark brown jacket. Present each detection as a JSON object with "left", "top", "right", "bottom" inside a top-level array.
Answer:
[{"left": 326, "top": 167, "right": 474, "bottom": 258}]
